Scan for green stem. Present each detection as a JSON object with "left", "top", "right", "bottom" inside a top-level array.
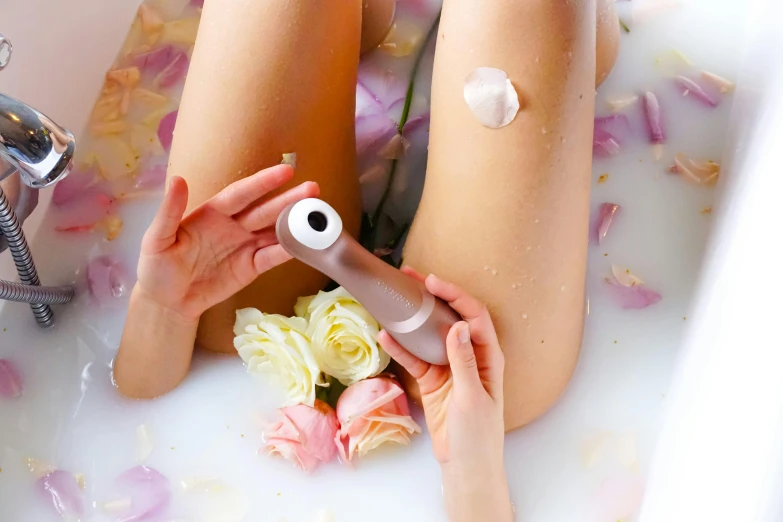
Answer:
[
  {"left": 370, "top": 12, "right": 441, "bottom": 249},
  {"left": 619, "top": 19, "right": 630, "bottom": 33}
]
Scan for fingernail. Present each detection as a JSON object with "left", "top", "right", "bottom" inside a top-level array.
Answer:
[{"left": 458, "top": 323, "right": 470, "bottom": 344}]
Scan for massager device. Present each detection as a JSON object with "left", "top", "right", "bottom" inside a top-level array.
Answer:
[{"left": 276, "top": 198, "right": 460, "bottom": 365}]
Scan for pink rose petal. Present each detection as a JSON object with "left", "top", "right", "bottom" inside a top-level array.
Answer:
[
  {"left": 135, "top": 164, "right": 168, "bottom": 191},
  {"left": 335, "top": 377, "right": 421, "bottom": 462},
  {"left": 604, "top": 267, "right": 661, "bottom": 310},
  {"left": 593, "top": 115, "right": 632, "bottom": 157},
  {"left": 157, "top": 111, "right": 178, "bottom": 152},
  {"left": 52, "top": 167, "right": 99, "bottom": 206},
  {"left": 134, "top": 45, "right": 177, "bottom": 76},
  {"left": 593, "top": 203, "right": 621, "bottom": 245},
  {"left": 356, "top": 81, "right": 384, "bottom": 119},
  {"left": 190, "top": 0, "right": 204, "bottom": 6},
  {"left": 37, "top": 470, "right": 84, "bottom": 519},
  {"left": 0, "top": 359, "right": 23, "bottom": 399},
  {"left": 87, "top": 256, "right": 131, "bottom": 308},
  {"left": 357, "top": 63, "right": 407, "bottom": 111},
  {"left": 674, "top": 75, "right": 720, "bottom": 108},
  {"left": 54, "top": 193, "right": 117, "bottom": 233},
  {"left": 109, "top": 466, "right": 171, "bottom": 522},
  {"left": 264, "top": 400, "right": 340, "bottom": 473},
  {"left": 154, "top": 50, "right": 189, "bottom": 89},
  {"left": 641, "top": 91, "right": 666, "bottom": 144},
  {"left": 355, "top": 114, "right": 398, "bottom": 155},
  {"left": 402, "top": 112, "right": 430, "bottom": 137}
]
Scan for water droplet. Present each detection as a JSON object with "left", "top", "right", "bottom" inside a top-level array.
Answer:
[{"left": 0, "top": 35, "right": 12, "bottom": 70}]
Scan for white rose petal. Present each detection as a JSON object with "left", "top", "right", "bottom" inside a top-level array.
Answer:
[
  {"left": 463, "top": 67, "right": 520, "bottom": 129},
  {"left": 233, "top": 309, "right": 324, "bottom": 406},
  {"left": 297, "top": 288, "right": 390, "bottom": 386}
]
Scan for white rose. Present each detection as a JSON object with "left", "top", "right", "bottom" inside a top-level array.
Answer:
[
  {"left": 233, "top": 309, "right": 324, "bottom": 406},
  {"left": 295, "top": 287, "right": 390, "bottom": 386}
]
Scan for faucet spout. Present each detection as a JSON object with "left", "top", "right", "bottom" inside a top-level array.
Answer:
[
  {"left": 0, "top": 89, "right": 77, "bottom": 326},
  {"left": 0, "top": 92, "right": 75, "bottom": 188}
]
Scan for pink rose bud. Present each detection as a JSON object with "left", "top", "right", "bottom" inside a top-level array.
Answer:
[
  {"left": 264, "top": 400, "right": 340, "bottom": 472},
  {"left": 335, "top": 377, "right": 421, "bottom": 462}
]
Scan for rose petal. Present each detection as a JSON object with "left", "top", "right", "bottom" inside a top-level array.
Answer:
[
  {"left": 281, "top": 153, "right": 297, "bottom": 169},
  {"left": 234, "top": 311, "right": 324, "bottom": 406},
  {"left": 335, "top": 377, "right": 420, "bottom": 461},
  {"left": 109, "top": 466, "right": 172, "bottom": 522},
  {"left": 594, "top": 128, "right": 621, "bottom": 158},
  {"left": 87, "top": 256, "right": 131, "bottom": 308},
  {"left": 54, "top": 193, "right": 117, "bottom": 233},
  {"left": 356, "top": 81, "right": 384, "bottom": 119},
  {"left": 154, "top": 50, "right": 189, "bottom": 89},
  {"left": 160, "top": 18, "right": 200, "bottom": 46},
  {"left": 134, "top": 46, "right": 177, "bottom": 75},
  {"left": 401, "top": 112, "right": 430, "bottom": 137},
  {"left": 157, "top": 110, "right": 178, "bottom": 151},
  {"left": 135, "top": 164, "right": 168, "bottom": 191},
  {"left": 355, "top": 114, "right": 398, "bottom": 155},
  {"left": 594, "top": 203, "right": 621, "bottom": 245},
  {"left": 607, "top": 95, "right": 639, "bottom": 112},
  {"left": 131, "top": 124, "right": 165, "bottom": 158},
  {"left": 37, "top": 470, "right": 84, "bottom": 519},
  {"left": 52, "top": 167, "right": 99, "bottom": 206},
  {"left": 671, "top": 153, "right": 720, "bottom": 184},
  {"left": 357, "top": 64, "right": 407, "bottom": 111},
  {"left": 641, "top": 91, "right": 666, "bottom": 144},
  {"left": 463, "top": 67, "right": 520, "bottom": 129},
  {"left": 377, "top": 133, "right": 410, "bottom": 160},
  {"left": 0, "top": 359, "right": 23, "bottom": 399},
  {"left": 701, "top": 70, "right": 735, "bottom": 94},
  {"left": 593, "top": 115, "right": 631, "bottom": 158},
  {"left": 604, "top": 266, "right": 661, "bottom": 310},
  {"left": 674, "top": 75, "right": 720, "bottom": 108},
  {"left": 264, "top": 400, "right": 340, "bottom": 472}
]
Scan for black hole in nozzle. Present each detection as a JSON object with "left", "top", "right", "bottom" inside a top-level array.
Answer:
[{"left": 307, "top": 211, "right": 328, "bottom": 232}]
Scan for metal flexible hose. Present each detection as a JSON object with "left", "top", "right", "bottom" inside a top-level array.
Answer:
[{"left": 0, "top": 185, "right": 74, "bottom": 326}]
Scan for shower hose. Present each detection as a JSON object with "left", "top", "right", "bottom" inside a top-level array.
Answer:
[{"left": 0, "top": 184, "right": 75, "bottom": 327}]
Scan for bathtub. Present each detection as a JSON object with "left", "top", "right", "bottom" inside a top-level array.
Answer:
[{"left": 0, "top": 0, "right": 763, "bottom": 521}]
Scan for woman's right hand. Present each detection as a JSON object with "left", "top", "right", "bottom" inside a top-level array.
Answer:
[
  {"left": 136, "top": 164, "right": 319, "bottom": 320},
  {"left": 377, "top": 268, "right": 513, "bottom": 522}
]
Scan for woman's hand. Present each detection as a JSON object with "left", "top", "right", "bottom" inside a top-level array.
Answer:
[
  {"left": 377, "top": 268, "right": 513, "bottom": 522},
  {"left": 136, "top": 164, "right": 319, "bottom": 320},
  {"left": 115, "top": 164, "right": 318, "bottom": 399}
]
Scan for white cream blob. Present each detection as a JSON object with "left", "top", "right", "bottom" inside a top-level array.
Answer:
[{"left": 463, "top": 67, "right": 520, "bottom": 129}]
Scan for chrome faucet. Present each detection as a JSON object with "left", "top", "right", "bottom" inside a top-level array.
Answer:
[{"left": 0, "top": 35, "right": 75, "bottom": 327}]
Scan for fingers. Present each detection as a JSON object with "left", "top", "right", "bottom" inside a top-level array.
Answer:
[
  {"left": 378, "top": 330, "right": 431, "bottom": 380},
  {"left": 252, "top": 244, "right": 292, "bottom": 274},
  {"left": 142, "top": 176, "right": 189, "bottom": 254},
  {"left": 400, "top": 265, "right": 427, "bottom": 283},
  {"left": 424, "top": 274, "right": 498, "bottom": 347},
  {"left": 209, "top": 164, "right": 295, "bottom": 216},
  {"left": 236, "top": 181, "right": 319, "bottom": 232},
  {"left": 446, "top": 322, "right": 483, "bottom": 394}
]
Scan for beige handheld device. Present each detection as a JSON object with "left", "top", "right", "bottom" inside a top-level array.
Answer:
[{"left": 276, "top": 198, "right": 459, "bottom": 365}]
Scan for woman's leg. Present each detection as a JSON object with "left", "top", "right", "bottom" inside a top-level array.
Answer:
[
  {"left": 404, "top": 0, "right": 617, "bottom": 430},
  {"left": 167, "top": 0, "right": 363, "bottom": 353}
]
